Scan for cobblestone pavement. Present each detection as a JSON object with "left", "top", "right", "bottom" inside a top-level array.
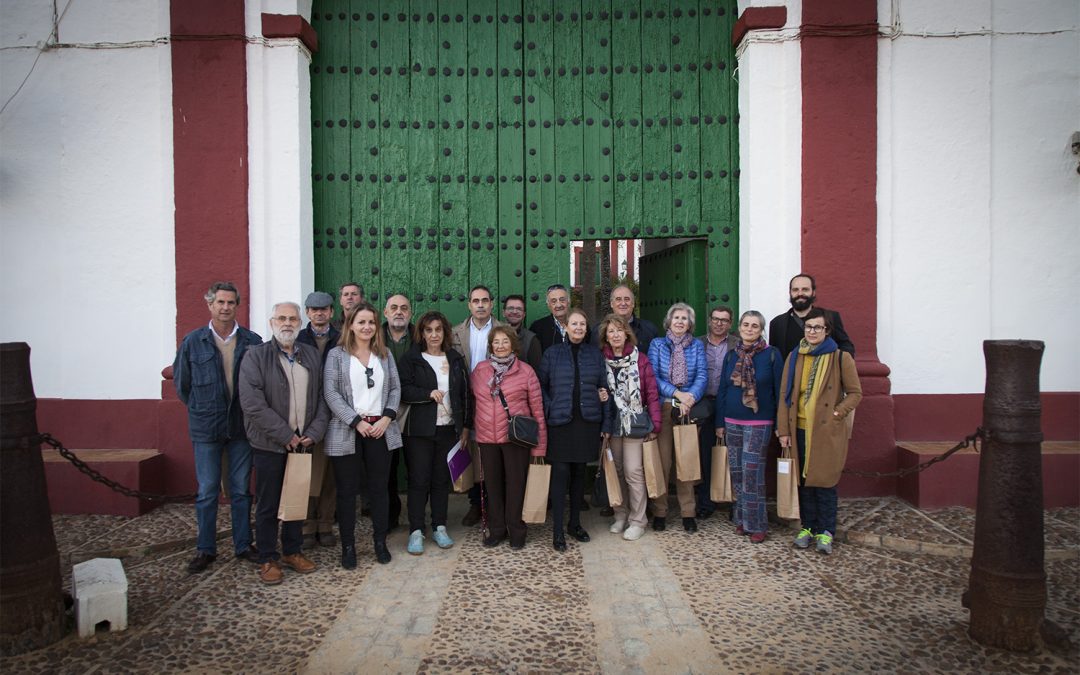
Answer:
[{"left": 3, "top": 496, "right": 1077, "bottom": 674}]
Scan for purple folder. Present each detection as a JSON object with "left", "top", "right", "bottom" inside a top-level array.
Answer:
[{"left": 446, "top": 441, "right": 472, "bottom": 483}]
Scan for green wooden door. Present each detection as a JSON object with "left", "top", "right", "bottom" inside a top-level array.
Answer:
[
  {"left": 637, "top": 239, "right": 709, "bottom": 331},
  {"left": 310, "top": 1, "right": 739, "bottom": 325}
]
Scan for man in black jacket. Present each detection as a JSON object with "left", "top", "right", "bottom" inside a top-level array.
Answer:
[
  {"left": 295, "top": 291, "right": 341, "bottom": 548},
  {"left": 769, "top": 274, "right": 855, "bottom": 359},
  {"left": 529, "top": 283, "right": 591, "bottom": 351}
]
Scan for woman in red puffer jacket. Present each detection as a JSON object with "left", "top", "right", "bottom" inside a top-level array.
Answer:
[{"left": 470, "top": 326, "right": 547, "bottom": 550}]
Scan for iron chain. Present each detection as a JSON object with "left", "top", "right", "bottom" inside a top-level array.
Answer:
[
  {"left": 39, "top": 433, "right": 197, "bottom": 503},
  {"left": 841, "top": 427, "right": 987, "bottom": 478}
]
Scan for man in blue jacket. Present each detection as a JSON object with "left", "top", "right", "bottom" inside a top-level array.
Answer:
[{"left": 173, "top": 281, "right": 263, "bottom": 573}]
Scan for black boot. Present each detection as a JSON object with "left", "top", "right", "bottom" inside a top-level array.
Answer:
[
  {"left": 374, "top": 539, "right": 391, "bottom": 564},
  {"left": 341, "top": 543, "right": 357, "bottom": 570}
]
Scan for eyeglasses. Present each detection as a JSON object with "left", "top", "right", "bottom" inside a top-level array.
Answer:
[
  {"left": 804, "top": 325, "right": 827, "bottom": 334},
  {"left": 709, "top": 317, "right": 731, "bottom": 323},
  {"left": 365, "top": 367, "right": 375, "bottom": 389}
]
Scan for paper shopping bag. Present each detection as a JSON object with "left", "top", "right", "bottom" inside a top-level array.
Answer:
[
  {"left": 602, "top": 445, "right": 623, "bottom": 508},
  {"left": 642, "top": 438, "right": 666, "bottom": 499},
  {"left": 277, "top": 451, "right": 312, "bottom": 521},
  {"left": 710, "top": 444, "right": 732, "bottom": 503},
  {"left": 776, "top": 445, "right": 800, "bottom": 520},
  {"left": 521, "top": 460, "right": 551, "bottom": 524},
  {"left": 673, "top": 423, "right": 701, "bottom": 482}
]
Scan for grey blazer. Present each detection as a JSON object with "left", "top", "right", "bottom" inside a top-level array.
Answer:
[{"left": 323, "top": 346, "right": 403, "bottom": 455}]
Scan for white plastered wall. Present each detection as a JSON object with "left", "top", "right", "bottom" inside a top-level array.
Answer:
[
  {"left": 878, "top": 0, "right": 1080, "bottom": 393},
  {"left": 736, "top": 0, "right": 803, "bottom": 326},
  {"left": 246, "top": 0, "right": 315, "bottom": 331},
  {"left": 0, "top": 0, "right": 174, "bottom": 399}
]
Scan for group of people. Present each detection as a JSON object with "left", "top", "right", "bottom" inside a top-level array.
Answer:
[{"left": 173, "top": 274, "right": 862, "bottom": 585}]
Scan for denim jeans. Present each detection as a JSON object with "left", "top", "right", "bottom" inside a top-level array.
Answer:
[
  {"left": 193, "top": 438, "right": 253, "bottom": 555},
  {"left": 796, "top": 428, "right": 838, "bottom": 534}
]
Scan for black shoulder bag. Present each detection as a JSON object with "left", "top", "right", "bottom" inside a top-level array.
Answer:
[{"left": 498, "top": 390, "right": 540, "bottom": 448}]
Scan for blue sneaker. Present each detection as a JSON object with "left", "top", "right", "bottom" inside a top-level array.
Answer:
[
  {"left": 432, "top": 525, "right": 454, "bottom": 549},
  {"left": 407, "top": 529, "right": 424, "bottom": 555}
]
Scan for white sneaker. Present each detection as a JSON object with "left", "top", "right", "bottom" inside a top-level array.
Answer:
[
  {"left": 623, "top": 525, "right": 645, "bottom": 541},
  {"left": 609, "top": 519, "right": 627, "bottom": 534}
]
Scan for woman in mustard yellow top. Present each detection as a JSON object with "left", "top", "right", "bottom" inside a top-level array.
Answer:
[{"left": 776, "top": 308, "right": 861, "bottom": 554}]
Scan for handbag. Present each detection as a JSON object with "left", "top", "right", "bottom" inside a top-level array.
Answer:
[
  {"left": 670, "top": 397, "right": 711, "bottom": 425},
  {"left": 498, "top": 390, "right": 539, "bottom": 448},
  {"left": 627, "top": 411, "right": 654, "bottom": 438}
]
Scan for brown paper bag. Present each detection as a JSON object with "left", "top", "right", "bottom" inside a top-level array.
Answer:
[
  {"left": 642, "top": 438, "right": 666, "bottom": 499},
  {"left": 710, "top": 444, "right": 732, "bottom": 502},
  {"left": 278, "top": 452, "right": 312, "bottom": 521},
  {"left": 601, "top": 445, "right": 623, "bottom": 508},
  {"left": 521, "top": 460, "right": 551, "bottom": 524},
  {"left": 673, "top": 423, "right": 701, "bottom": 482},
  {"left": 776, "top": 445, "right": 800, "bottom": 520}
]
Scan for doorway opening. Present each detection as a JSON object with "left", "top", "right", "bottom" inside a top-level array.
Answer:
[{"left": 569, "top": 237, "right": 711, "bottom": 331}]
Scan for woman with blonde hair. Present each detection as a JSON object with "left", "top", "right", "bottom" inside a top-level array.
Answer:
[
  {"left": 324, "top": 302, "right": 402, "bottom": 567},
  {"left": 599, "top": 314, "right": 662, "bottom": 541}
]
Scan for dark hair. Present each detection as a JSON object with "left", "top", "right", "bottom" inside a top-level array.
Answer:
[
  {"left": 789, "top": 274, "right": 816, "bottom": 291},
  {"left": 803, "top": 307, "right": 833, "bottom": 334},
  {"left": 709, "top": 305, "right": 734, "bottom": 320},
  {"left": 205, "top": 281, "right": 240, "bottom": 304},
  {"left": 469, "top": 285, "right": 492, "bottom": 301},
  {"left": 598, "top": 313, "right": 638, "bottom": 350},
  {"left": 339, "top": 280, "right": 365, "bottom": 296},
  {"left": 487, "top": 325, "right": 520, "bottom": 355},
  {"left": 503, "top": 294, "right": 526, "bottom": 308},
  {"left": 339, "top": 302, "right": 387, "bottom": 357},
  {"left": 413, "top": 311, "right": 453, "bottom": 352}
]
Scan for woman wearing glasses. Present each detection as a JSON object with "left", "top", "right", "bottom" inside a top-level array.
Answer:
[
  {"left": 398, "top": 311, "right": 471, "bottom": 555},
  {"left": 471, "top": 326, "right": 547, "bottom": 549},
  {"left": 324, "top": 302, "right": 402, "bottom": 567},
  {"left": 714, "top": 310, "right": 783, "bottom": 543},
  {"left": 776, "top": 307, "right": 862, "bottom": 554}
]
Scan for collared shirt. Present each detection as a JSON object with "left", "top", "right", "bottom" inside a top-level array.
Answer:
[
  {"left": 209, "top": 320, "right": 239, "bottom": 345},
  {"left": 703, "top": 336, "right": 732, "bottom": 397},
  {"left": 468, "top": 318, "right": 493, "bottom": 372},
  {"left": 310, "top": 324, "right": 331, "bottom": 337}
]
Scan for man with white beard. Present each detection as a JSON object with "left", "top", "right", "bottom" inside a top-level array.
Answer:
[{"left": 239, "top": 302, "right": 330, "bottom": 585}]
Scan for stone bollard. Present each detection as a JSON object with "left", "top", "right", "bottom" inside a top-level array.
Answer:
[
  {"left": 964, "top": 340, "right": 1046, "bottom": 651},
  {"left": 0, "top": 343, "right": 66, "bottom": 655}
]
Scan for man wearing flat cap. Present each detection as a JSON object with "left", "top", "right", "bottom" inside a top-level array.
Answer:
[{"left": 296, "top": 291, "right": 341, "bottom": 549}]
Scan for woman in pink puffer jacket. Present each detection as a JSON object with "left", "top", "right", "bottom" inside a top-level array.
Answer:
[{"left": 470, "top": 326, "right": 547, "bottom": 550}]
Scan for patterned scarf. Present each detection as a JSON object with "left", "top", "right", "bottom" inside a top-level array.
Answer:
[
  {"left": 666, "top": 330, "right": 694, "bottom": 388},
  {"left": 487, "top": 352, "right": 517, "bottom": 398},
  {"left": 730, "top": 338, "right": 769, "bottom": 413},
  {"left": 783, "top": 336, "right": 838, "bottom": 408},
  {"left": 605, "top": 345, "right": 643, "bottom": 436}
]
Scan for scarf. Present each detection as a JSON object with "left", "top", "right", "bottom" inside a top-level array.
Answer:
[
  {"left": 784, "top": 336, "right": 838, "bottom": 477},
  {"left": 605, "top": 345, "right": 643, "bottom": 436},
  {"left": 487, "top": 352, "right": 517, "bottom": 398},
  {"left": 783, "top": 336, "right": 838, "bottom": 408},
  {"left": 666, "top": 330, "right": 694, "bottom": 388},
  {"left": 730, "top": 338, "right": 769, "bottom": 413}
]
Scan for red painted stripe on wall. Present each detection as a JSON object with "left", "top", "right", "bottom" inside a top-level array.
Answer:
[
  {"left": 171, "top": 0, "right": 250, "bottom": 338},
  {"left": 894, "top": 393, "right": 1080, "bottom": 442}
]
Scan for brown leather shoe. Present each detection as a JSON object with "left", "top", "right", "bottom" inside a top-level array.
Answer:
[
  {"left": 258, "top": 561, "right": 283, "bottom": 585},
  {"left": 280, "top": 552, "right": 317, "bottom": 574}
]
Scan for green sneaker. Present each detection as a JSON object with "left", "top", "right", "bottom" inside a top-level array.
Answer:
[
  {"left": 815, "top": 531, "right": 833, "bottom": 555},
  {"left": 793, "top": 528, "right": 813, "bottom": 549}
]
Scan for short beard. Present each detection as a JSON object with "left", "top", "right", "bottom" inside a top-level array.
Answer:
[
  {"left": 274, "top": 328, "right": 297, "bottom": 347},
  {"left": 790, "top": 294, "right": 815, "bottom": 312}
]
